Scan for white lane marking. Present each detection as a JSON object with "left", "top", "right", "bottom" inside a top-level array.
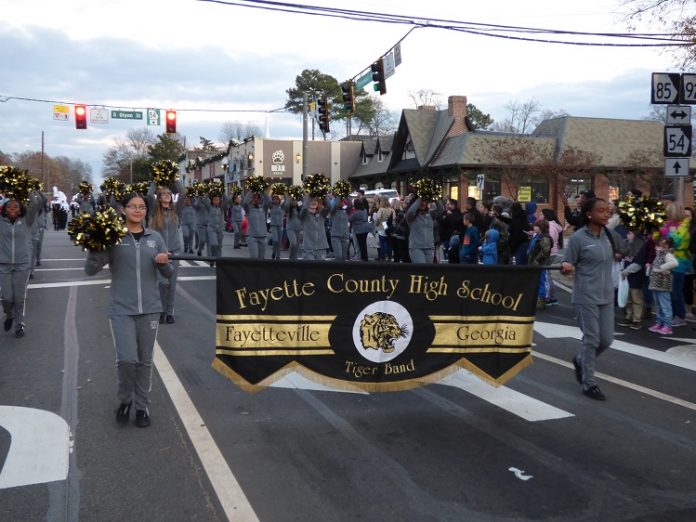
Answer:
[
  {"left": 534, "top": 321, "right": 696, "bottom": 372},
  {"left": 508, "top": 467, "right": 533, "bottom": 481},
  {"left": 533, "top": 351, "right": 696, "bottom": 412},
  {"left": 270, "top": 371, "right": 368, "bottom": 394},
  {"left": 27, "top": 275, "right": 215, "bottom": 290},
  {"left": 34, "top": 268, "right": 92, "bottom": 272},
  {"left": 153, "top": 342, "right": 259, "bottom": 522},
  {"left": 178, "top": 260, "right": 192, "bottom": 268},
  {"left": 437, "top": 369, "right": 574, "bottom": 422},
  {"left": 194, "top": 261, "right": 210, "bottom": 267},
  {"left": 0, "top": 406, "right": 70, "bottom": 489}
]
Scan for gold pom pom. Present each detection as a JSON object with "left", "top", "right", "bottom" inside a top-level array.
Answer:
[
  {"left": 67, "top": 206, "right": 127, "bottom": 252},
  {"left": 332, "top": 180, "right": 352, "bottom": 198},
  {"left": 303, "top": 173, "right": 331, "bottom": 198}
]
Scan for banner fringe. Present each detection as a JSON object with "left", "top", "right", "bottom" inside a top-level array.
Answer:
[{"left": 212, "top": 355, "right": 534, "bottom": 393}]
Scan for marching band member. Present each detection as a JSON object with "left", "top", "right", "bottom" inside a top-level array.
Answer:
[{"left": 84, "top": 193, "right": 173, "bottom": 427}]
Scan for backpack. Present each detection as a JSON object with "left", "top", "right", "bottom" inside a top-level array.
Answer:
[{"left": 490, "top": 218, "right": 510, "bottom": 256}]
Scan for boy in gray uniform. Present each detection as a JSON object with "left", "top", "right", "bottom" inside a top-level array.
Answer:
[
  {"left": 229, "top": 194, "right": 244, "bottom": 248},
  {"left": 193, "top": 196, "right": 208, "bottom": 256},
  {"left": 283, "top": 196, "right": 303, "bottom": 260}
]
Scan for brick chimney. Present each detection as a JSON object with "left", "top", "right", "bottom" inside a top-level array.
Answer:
[{"left": 447, "top": 95, "right": 469, "bottom": 137}]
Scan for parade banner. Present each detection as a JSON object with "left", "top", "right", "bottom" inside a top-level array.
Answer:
[{"left": 213, "top": 259, "right": 542, "bottom": 392}]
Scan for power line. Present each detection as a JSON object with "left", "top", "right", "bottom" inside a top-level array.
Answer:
[
  {"left": 197, "top": 0, "right": 693, "bottom": 47},
  {"left": 0, "top": 95, "right": 286, "bottom": 113}
]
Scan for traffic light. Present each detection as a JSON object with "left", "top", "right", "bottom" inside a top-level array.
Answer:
[
  {"left": 371, "top": 58, "right": 387, "bottom": 95},
  {"left": 74, "top": 104, "right": 87, "bottom": 129},
  {"left": 317, "top": 96, "right": 330, "bottom": 133},
  {"left": 341, "top": 81, "right": 355, "bottom": 114},
  {"left": 165, "top": 109, "right": 177, "bottom": 133}
]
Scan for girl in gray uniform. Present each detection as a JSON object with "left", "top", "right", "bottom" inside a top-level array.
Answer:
[
  {"left": 1, "top": 192, "right": 43, "bottom": 338},
  {"left": 283, "top": 196, "right": 303, "bottom": 260},
  {"left": 180, "top": 195, "right": 196, "bottom": 254},
  {"left": 300, "top": 196, "right": 330, "bottom": 260},
  {"left": 193, "top": 196, "right": 208, "bottom": 256},
  {"left": 406, "top": 197, "right": 444, "bottom": 263},
  {"left": 147, "top": 181, "right": 184, "bottom": 324},
  {"left": 201, "top": 194, "right": 230, "bottom": 263},
  {"left": 85, "top": 193, "right": 173, "bottom": 427},
  {"left": 329, "top": 195, "right": 352, "bottom": 261},
  {"left": 268, "top": 195, "right": 284, "bottom": 260},
  {"left": 229, "top": 195, "right": 244, "bottom": 249},
  {"left": 562, "top": 198, "right": 626, "bottom": 401},
  {"left": 243, "top": 190, "right": 271, "bottom": 259}
]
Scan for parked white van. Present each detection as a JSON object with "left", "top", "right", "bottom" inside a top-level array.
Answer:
[{"left": 350, "top": 189, "right": 401, "bottom": 204}]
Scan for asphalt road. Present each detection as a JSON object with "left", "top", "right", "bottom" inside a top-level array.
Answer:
[{"left": 2, "top": 228, "right": 696, "bottom": 522}]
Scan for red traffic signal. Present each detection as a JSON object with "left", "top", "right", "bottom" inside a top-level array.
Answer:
[
  {"left": 317, "top": 96, "right": 330, "bottom": 133},
  {"left": 165, "top": 109, "right": 177, "bottom": 133},
  {"left": 75, "top": 104, "right": 87, "bottom": 129}
]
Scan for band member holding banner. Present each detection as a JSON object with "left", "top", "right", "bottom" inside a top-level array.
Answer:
[
  {"left": 85, "top": 193, "right": 173, "bottom": 427},
  {"left": 147, "top": 181, "right": 184, "bottom": 324},
  {"left": 562, "top": 198, "right": 625, "bottom": 401},
  {"left": 406, "top": 196, "right": 444, "bottom": 264}
]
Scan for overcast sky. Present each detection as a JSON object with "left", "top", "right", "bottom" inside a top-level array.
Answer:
[{"left": 0, "top": 0, "right": 678, "bottom": 185}]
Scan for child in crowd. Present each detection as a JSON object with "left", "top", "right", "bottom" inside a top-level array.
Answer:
[
  {"left": 480, "top": 228, "right": 499, "bottom": 265},
  {"left": 648, "top": 236, "right": 678, "bottom": 335},
  {"left": 618, "top": 229, "right": 648, "bottom": 330},
  {"left": 528, "top": 219, "right": 553, "bottom": 309},
  {"left": 459, "top": 212, "right": 479, "bottom": 264}
]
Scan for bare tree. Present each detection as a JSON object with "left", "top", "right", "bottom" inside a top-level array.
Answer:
[
  {"left": 220, "top": 121, "right": 262, "bottom": 142},
  {"left": 407, "top": 89, "right": 444, "bottom": 109}
]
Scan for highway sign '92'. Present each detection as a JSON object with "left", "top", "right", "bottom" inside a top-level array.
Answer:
[
  {"left": 652, "top": 73, "right": 680, "bottom": 104},
  {"left": 664, "top": 126, "right": 692, "bottom": 157}
]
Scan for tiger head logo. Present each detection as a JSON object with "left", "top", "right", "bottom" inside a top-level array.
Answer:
[{"left": 359, "top": 312, "right": 408, "bottom": 353}]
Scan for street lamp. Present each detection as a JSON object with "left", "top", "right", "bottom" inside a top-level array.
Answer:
[
  {"left": 296, "top": 152, "right": 301, "bottom": 164},
  {"left": 248, "top": 152, "right": 254, "bottom": 161}
]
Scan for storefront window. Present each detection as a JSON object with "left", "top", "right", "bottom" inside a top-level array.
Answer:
[{"left": 531, "top": 181, "right": 548, "bottom": 203}]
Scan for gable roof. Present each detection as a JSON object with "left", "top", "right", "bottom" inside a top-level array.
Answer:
[
  {"left": 389, "top": 109, "right": 453, "bottom": 170},
  {"left": 533, "top": 116, "right": 663, "bottom": 167}
]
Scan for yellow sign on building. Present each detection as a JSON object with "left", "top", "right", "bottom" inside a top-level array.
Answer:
[{"left": 518, "top": 186, "right": 532, "bottom": 202}]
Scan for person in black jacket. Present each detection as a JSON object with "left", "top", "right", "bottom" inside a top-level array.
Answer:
[
  {"left": 562, "top": 190, "right": 595, "bottom": 231},
  {"left": 438, "top": 198, "right": 461, "bottom": 262},
  {"left": 509, "top": 202, "right": 531, "bottom": 265}
]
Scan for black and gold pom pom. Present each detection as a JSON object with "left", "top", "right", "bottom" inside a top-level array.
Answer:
[
  {"left": 100, "top": 176, "right": 126, "bottom": 200},
  {"left": 208, "top": 179, "right": 225, "bottom": 198},
  {"left": 245, "top": 176, "right": 269, "bottom": 194},
  {"left": 617, "top": 194, "right": 665, "bottom": 233},
  {"left": 229, "top": 184, "right": 242, "bottom": 197},
  {"left": 287, "top": 185, "right": 304, "bottom": 200},
  {"left": 67, "top": 205, "right": 128, "bottom": 252},
  {"left": 150, "top": 160, "right": 180, "bottom": 186},
  {"left": 270, "top": 182, "right": 287, "bottom": 196},
  {"left": 412, "top": 178, "right": 442, "bottom": 201},
  {"left": 303, "top": 173, "right": 331, "bottom": 198},
  {"left": 0, "top": 165, "right": 41, "bottom": 203},
  {"left": 332, "top": 180, "right": 352, "bottom": 198},
  {"left": 79, "top": 180, "right": 93, "bottom": 194}
]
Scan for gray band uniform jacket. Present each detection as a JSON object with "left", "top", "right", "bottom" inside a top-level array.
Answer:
[
  {"left": 283, "top": 197, "right": 303, "bottom": 232},
  {"left": 329, "top": 197, "right": 352, "bottom": 239},
  {"left": 405, "top": 198, "right": 444, "bottom": 249},
  {"left": 299, "top": 197, "right": 330, "bottom": 250},
  {"left": 243, "top": 191, "right": 271, "bottom": 239},
  {"left": 85, "top": 229, "right": 173, "bottom": 316},
  {"left": 147, "top": 181, "right": 185, "bottom": 252},
  {"left": 0, "top": 192, "right": 44, "bottom": 266}
]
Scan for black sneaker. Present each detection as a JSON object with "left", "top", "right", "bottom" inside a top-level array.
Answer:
[
  {"left": 617, "top": 320, "right": 634, "bottom": 327},
  {"left": 165, "top": 314, "right": 175, "bottom": 324},
  {"left": 197, "top": 250, "right": 202, "bottom": 257},
  {"left": 3, "top": 316, "right": 12, "bottom": 332},
  {"left": 572, "top": 356, "right": 583, "bottom": 384},
  {"left": 159, "top": 313, "right": 165, "bottom": 324},
  {"left": 115, "top": 401, "right": 132, "bottom": 424},
  {"left": 582, "top": 385, "right": 606, "bottom": 401},
  {"left": 134, "top": 409, "right": 151, "bottom": 428},
  {"left": 629, "top": 322, "right": 643, "bottom": 330},
  {"left": 14, "top": 326, "right": 25, "bottom": 338}
]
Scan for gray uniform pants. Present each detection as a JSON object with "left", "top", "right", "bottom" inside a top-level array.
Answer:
[
  {"left": 196, "top": 225, "right": 207, "bottom": 253},
  {"left": 270, "top": 226, "right": 282, "bottom": 259},
  {"left": 331, "top": 237, "right": 349, "bottom": 261},
  {"left": 248, "top": 236, "right": 266, "bottom": 259},
  {"left": 232, "top": 220, "right": 243, "bottom": 247},
  {"left": 0, "top": 264, "right": 30, "bottom": 327},
  {"left": 286, "top": 229, "right": 301, "bottom": 260},
  {"left": 574, "top": 302, "right": 614, "bottom": 388},
  {"left": 409, "top": 248, "right": 435, "bottom": 264},
  {"left": 302, "top": 249, "right": 325, "bottom": 261},
  {"left": 109, "top": 313, "right": 159, "bottom": 411},
  {"left": 181, "top": 224, "right": 194, "bottom": 252},
  {"left": 158, "top": 256, "right": 179, "bottom": 316}
]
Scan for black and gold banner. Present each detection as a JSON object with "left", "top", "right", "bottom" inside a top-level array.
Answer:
[{"left": 213, "top": 259, "right": 542, "bottom": 392}]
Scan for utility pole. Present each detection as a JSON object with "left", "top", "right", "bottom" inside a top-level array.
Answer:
[
  {"left": 41, "top": 131, "right": 45, "bottom": 186},
  {"left": 302, "top": 93, "right": 308, "bottom": 179}
]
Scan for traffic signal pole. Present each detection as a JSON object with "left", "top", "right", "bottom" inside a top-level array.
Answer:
[{"left": 302, "top": 93, "right": 308, "bottom": 179}]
